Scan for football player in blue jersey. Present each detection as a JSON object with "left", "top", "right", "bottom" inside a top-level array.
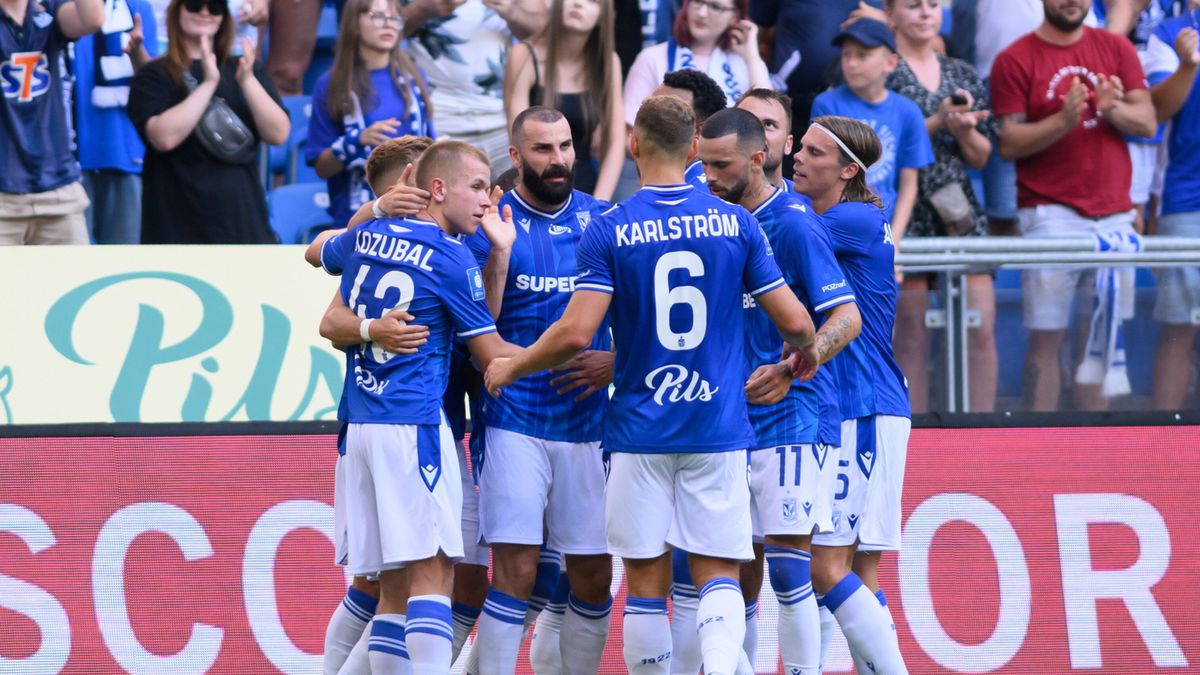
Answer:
[
  {"left": 313, "top": 140, "right": 521, "bottom": 675},
  {"left": 485, "top": 95, "right": 821, "bottom": 675},
  {"left": 795, "top": 115, "right": 911, "bottom": 675},
  {"left": 652, "top": 69, "right": 728, "bottom": 190},
  {"left": 736, "top": 88, "right": 796, "bottom": 193},
  {"left": 698, "top": 107, "right": 861, "bottom": 675},
  {"left": 308, "top": 137, "right": 432, "bottom": 675},
  {"left": 467, "top": 105, "right": 616, "bottom": 675}
]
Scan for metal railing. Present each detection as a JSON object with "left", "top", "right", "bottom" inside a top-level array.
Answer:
[{"left": 894, "top": 236, "right": 1200, "bottom": 412}]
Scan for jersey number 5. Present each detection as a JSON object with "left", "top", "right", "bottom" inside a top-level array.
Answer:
[
  {"left": 653, "top": 252, "right": 707, "bottom": 351},
  {"left": 348, "top": 263, "right": 415, "bottom": 362}
]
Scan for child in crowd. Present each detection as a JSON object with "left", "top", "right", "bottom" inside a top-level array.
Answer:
[{"left": 812, "top": 18, "right": 932, "bottom": 243}]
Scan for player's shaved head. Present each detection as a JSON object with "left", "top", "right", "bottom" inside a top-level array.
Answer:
[
  {"left": 512, "top": 106, "right": 566, "bottom": 147},
  {"left": 634, "top": 95, "right": 696, "bottom": 160},
  {"left": 700, "top": 108, "right": 767, "bottom": 156},
  {"left": 366, "top": 135, "right": 434, "bottom": 195},
  {"left": 414, "top": 140, "right": 492, "bottom": 191}
]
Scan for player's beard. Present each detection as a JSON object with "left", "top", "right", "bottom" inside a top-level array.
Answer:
[
  {"left": 1044, "top": 2, "right": 1086, "bottom": 32},
  {"left": 521, "top": 161, "right": 575, "bottom": 205},
  {"left": 713, "top": 175, "right": 751, "bottom": 205},
  {"left": 763, "top": 149, "right": 782, "bottom": 178}
]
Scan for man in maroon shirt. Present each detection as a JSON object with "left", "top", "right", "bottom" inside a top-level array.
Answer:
[{"left": 991, "top": 0, "right": 1156, "bottom": 412}]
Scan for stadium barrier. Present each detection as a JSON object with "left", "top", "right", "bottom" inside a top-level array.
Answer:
[
  {"left": 896, "top": 236, "right": 1200, "bottom": 413},
  {"left": 1, "top": 418, "right": 1196, "bottom": 674}
]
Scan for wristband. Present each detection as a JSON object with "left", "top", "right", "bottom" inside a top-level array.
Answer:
[
  {"left": 372, "top": 199, "right": 386, "bottom": 219},
  {"left": 359, "top": 318, "right": 374, "bottom": 343}
]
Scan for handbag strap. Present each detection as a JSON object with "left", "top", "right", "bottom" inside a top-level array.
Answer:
[{"left": 183, "top": 68, "right": 199, "bottom": 92}]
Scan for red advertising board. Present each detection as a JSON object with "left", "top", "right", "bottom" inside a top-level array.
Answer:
[{"left": 0, "top": 427, "right": 1197, "bottom": 673}]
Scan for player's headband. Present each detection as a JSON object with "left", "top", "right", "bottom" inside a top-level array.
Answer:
[{"left": 809, "top": 122, "right": 869, "bottom": 173}]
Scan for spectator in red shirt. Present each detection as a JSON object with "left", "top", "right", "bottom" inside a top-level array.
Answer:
[{"left": 991, "top": 0, "right": 1156, "bottom": 412}]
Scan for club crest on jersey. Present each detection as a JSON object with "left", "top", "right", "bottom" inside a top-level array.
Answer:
[
  {"left": 644, "top": 364, "right": 719, "bottom": 405},
  {"left": 467, "top": 266, "right": 485, "bottom": 301},
  {"left": 782, "top": 498, "right": 798, "bottom": 525},
  {"left": 2, "top": 51, "right": 51, "bottom": 103},
  {"left": 576, "top": 212, "right": 590, "bottom": 231}
]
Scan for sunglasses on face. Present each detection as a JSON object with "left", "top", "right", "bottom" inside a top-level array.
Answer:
[{"left": 182, "top": 0, "right": 228, "bottom": 16}]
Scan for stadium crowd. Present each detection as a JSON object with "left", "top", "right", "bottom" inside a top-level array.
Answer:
[
  {"left": 2, "top": 0, "right": 1199, "bottom": 412},
  {"left": 2, "top": 1, "right": 1195, "bottom": 674}
]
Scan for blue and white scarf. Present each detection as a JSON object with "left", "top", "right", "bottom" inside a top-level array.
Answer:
[
  {"left": 666, "top": 38, "right": 742, "bottom": 104},
  {"left": 332, "top": 76, "right": 434, "bottom": 213},
  {"left": 92, "top": 0, "right": 136, "bottom": 108},
  {"left": 1075, "top": 231, "right": 1142, "bottom": 397}
]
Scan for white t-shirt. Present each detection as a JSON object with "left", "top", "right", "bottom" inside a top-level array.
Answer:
[
  {"left": 405, "top": 0, "right": 511, "bottom": 136},
  {"left": 622, "top": 40, "right": 750, "bottom": 126},
  {"left": 974, "top": 0, "right": 1043, "bottom": 79}
]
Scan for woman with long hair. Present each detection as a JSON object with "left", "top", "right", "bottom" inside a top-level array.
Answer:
[
  {"left": 795, "top": 115, "right": 912, "bottom": 675},
  {"left": 886, "top": 0, "right": 999, "bottom": 413},
  {"left": 621, "top": 0, "right": 770, "bottom": 127},
  {"left": 127, "top": 0, "right": 290, "bottom": 243},
  {"left": 503, "top": 0, "right": 624, "bottom": 200},
  {"left": 307, "top": 0, "right": 434, "bottom": 228}
]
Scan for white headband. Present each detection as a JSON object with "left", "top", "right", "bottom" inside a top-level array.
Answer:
[{"left": 810, "top": 122, "right": 869, "bottom": 173}]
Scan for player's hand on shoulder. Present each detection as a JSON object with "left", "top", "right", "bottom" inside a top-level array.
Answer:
[
  {"left": 485, "top": 356, "right": 517, "bottom": 397},
  {"left": 377, "top": 164, "right": 430, "bottom": 218},
  {"left": 480, "top": 186, "right": 517, "bottom": 250},
  {"left": 783, "top": 342, "right": 820, "bottom": 383},
  {"left": 370, "top": 310, "right": 430, "bottom": 354},
  {"left": 744, "top": 360, "right": 792, "bottom": 406},
  {"left": 549, "top": 350, "right": 614, "bottom": 401}
]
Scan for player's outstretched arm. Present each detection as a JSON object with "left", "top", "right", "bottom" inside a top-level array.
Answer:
[
  {"left": 549, "top": 349, "right": 615, "bottom": 401},
  {"left": 466, "top": 332, "right": 521, "bottom": 371},
  {"left": 755, "top": 285, "right": 820, "bottom": 382},
  {"left": 318, "top": 291, "right": 430, "bottom": 353},
  {"left": 485, "top": 290, "right": 612, "bottom": 396},
  {"left": 814, "top": 301, "right": 861, "bottom": 364}
]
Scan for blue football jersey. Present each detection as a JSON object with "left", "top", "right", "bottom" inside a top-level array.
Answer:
[
  {"left": 575, "top": 184, "right": 786, "bottom": 453},
  {"left": 321, "top": 216, "right": 497, "bottom": 424},
  {"left": 823, "top": 202, "right": 910, "bottom": 420},
  {"left": 467, "top": 189, "right": 611, "bottom": 442},
  {"left": 744, "top": 188, "right": 855, "bottom": 449}
]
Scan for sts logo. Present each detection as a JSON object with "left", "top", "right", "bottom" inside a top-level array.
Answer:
[{"left": 2, "top": 51, "right": 51, "bottom": 103}]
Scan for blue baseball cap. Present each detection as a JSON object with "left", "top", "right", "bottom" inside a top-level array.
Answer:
[{"left": 832, "top": 18, "right": 897, "bottom": 52}]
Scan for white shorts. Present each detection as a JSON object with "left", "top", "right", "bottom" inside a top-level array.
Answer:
[
  {"left": 458, "top": 437, "right": 490, "bottom": 566},
  {"left": 478, "top": 427, "right": 608, "bottom": 555},
  {"left": 813, "top": 416, "right": 911, "bottom": 552},
  {"left": 344, "top": 421, "right": 464, "bottom": 577},
  {"left": 605, "top": 451, "right": 753, "bottom": 562},
  {"left": 750, "top": 443, "right": 836, "bottom": 539},
  {"left": 1018, "top": 204, "right": 1137, "bottom": 331},
  {"left": 334, "top": 452, "right": 349, "bottom": 567}
]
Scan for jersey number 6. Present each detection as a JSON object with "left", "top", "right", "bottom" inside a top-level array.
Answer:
[{"left": 653, "top": 252, "right": 707, "bottom": 351}]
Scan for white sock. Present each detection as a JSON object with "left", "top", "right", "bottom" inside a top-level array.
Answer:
[
  {"left": 817, "top": 601, "right": 836, "bottom": 672},
  {"left": 336, "top": 624, "right": 372, "bottom": 675},
  {"left": 669, "top": 549, "right": 702, "bottom": 675},
  {"left": 826, "top": 574, "right": 907, "bottom": 675},
  {"left": 406, "top": 595, "right": 453, "bottom": 675},
  {"left": 476, "top": 588, "right": 529, "bottom": 675},
  {"left": 624, "top": 597, "right": 672, "bottom": 674},
  {"left": 324, "top": 587, "right": 377, "bottom": 675},
  {"left": 851, "top": 590, "right": 895, "bottom": 674},
  {"left": 696, "top": 577, "right": 746, "bottom": 675},
  {"left": 742, "top": 599, "right": 759, "bottom": 666},
  {"left": 560, "top": 593, "right": 612, "bottom": 674},
  {"left": 368, "top": 614, "right": 412, "bottom": 675},
  {"left": 451, "top": 602, "right": 482, "bottom": 664},
  {"left": 766, "top": 546, "right": 819, "bottom": 675},
  {"left": 529, "top": 601, "right": 566, "bottom": 674},
  {"left": 463, "top": 640, "right": 480, "bottom": 675}
]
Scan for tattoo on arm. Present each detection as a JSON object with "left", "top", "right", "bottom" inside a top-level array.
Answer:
[{"left": 815, "top": 315, "right": 854, "bottom": 364}]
